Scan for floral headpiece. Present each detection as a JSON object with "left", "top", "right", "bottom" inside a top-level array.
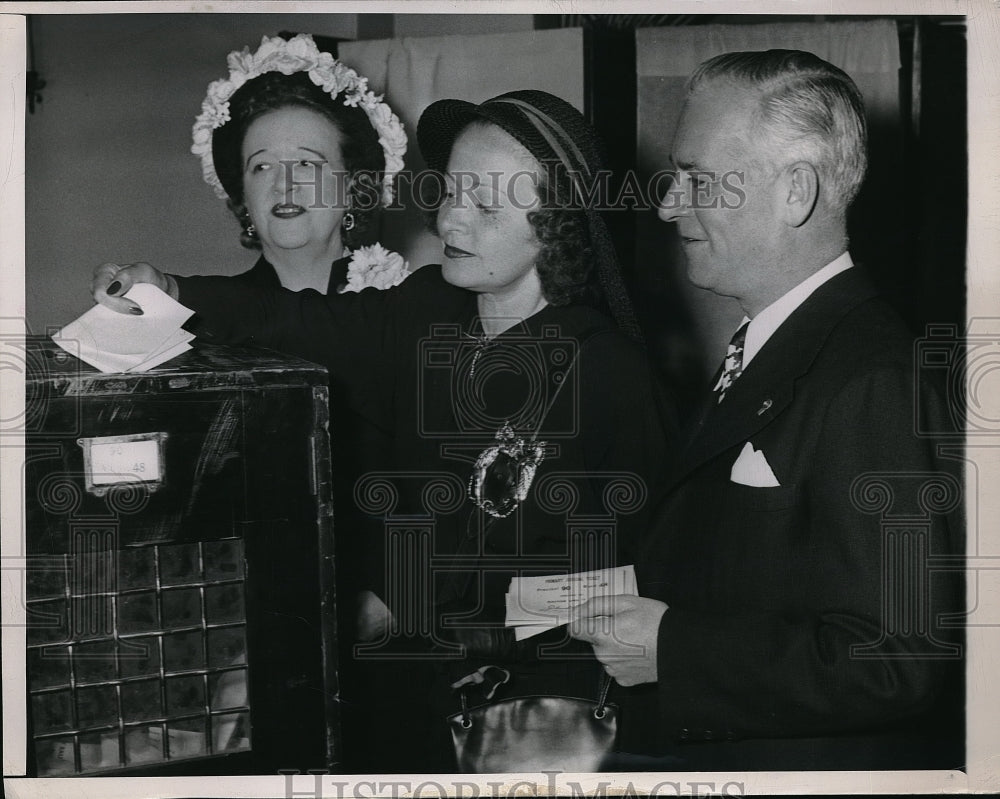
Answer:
[{"left": 191, "top": 34, "right": 406, "bottom": 206}]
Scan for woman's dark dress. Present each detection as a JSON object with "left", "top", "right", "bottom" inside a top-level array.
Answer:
[
  {"left": 176, "top": 263, "right": 670, "bottom": 771},
  {"left": 231, "top": 254, "right": 350, "bottom": 295}
]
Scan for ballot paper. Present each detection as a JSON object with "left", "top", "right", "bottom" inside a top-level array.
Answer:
[
  {"left": 52, "top": 284, "right": 195, "bottom": 373},
  {"left": 505, "top": 565, "right": 637, "bottom": 641}
]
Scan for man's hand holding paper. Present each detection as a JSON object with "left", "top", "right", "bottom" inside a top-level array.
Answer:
[
  {"left": 569, "top": 595, "right": 668, "bottom": 687},
  {"left": 504, "top": 565, "right": 637, "bottom": 641}
]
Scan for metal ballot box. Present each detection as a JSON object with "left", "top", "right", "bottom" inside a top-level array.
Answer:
[{"left": 22, "top": 337, "right": 338, "bottom": 776}]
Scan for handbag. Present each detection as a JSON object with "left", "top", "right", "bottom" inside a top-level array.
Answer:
[{"left": 447, "top": 668, "right": 617, "bottom": 773}]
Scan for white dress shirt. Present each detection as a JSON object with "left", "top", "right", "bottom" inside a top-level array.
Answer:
[{"left": 741, "top": 251, "right": 854, "bottom": 369}]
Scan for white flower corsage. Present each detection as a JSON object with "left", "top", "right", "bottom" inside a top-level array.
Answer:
[{"left": 339, "top": 244, "right": 410, "bottom": 293}]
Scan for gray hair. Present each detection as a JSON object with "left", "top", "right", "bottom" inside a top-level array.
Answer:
[{"left": 687, "top": 49, "right": 868, "bottom": 214}]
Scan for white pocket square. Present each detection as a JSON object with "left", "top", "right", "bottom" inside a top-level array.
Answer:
[{"left": 730, "top": 442, "right": 781, "bottom": 487}]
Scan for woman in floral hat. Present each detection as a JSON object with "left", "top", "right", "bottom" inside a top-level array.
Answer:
[
  {"left": 93, "top": 32, "right": 411, "bottom": 766},
  {"left": 91, "top": 88, "right": 674, "bottom": 773},
  {"left": 188, "top": 33, "right": 409, "bottom": 295}
]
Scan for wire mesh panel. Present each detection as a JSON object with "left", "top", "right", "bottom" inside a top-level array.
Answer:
[
  {"left": 23, "top": 339, "right": 337, "bottom": 776},
  {"left": 27, "top": 538, "right": 251, "bottom": 775}
]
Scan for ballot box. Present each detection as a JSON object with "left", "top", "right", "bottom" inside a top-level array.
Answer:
[{"left": 21, "top": 337, "right": 338, "bottom": 775}]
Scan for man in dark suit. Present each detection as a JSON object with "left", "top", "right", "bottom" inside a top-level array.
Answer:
[{"left": 571, "top": 49, "right": 964, "bottom": 771}]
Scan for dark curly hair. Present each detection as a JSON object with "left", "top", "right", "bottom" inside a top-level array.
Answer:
[
  {"left": 425, "top": 124, "right": 601, "bottom": 307},
  {"left": 211, "top": 70, "right": 385, "bottom": 249},
  {"left": 527, "top": 162, "right": 600, "bottom": 307}
]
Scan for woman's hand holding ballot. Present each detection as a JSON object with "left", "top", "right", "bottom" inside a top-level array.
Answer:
[
  {"left": 92, "top": 261, "right": 177, "bottom": 315},
  {"left": 569, "top": 595, "right": 668, "bottom": 686}
]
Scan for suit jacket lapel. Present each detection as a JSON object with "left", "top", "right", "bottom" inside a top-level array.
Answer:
[{"left": 670, "top": 267, "right": 881, "bottom": 488}]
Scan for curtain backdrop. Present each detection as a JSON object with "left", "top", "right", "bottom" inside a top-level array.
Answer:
[{"left": 340, "top": 28, "right": 585, "bottom": 270}]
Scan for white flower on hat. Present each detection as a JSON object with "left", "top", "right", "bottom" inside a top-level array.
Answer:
[{"left": 191, "top": 33, "right": 406, "bottom": 206}]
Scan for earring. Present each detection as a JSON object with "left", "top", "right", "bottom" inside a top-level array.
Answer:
[
  {"left": 244, "top": 222, "right": 257, "bottom": 240},
  {"left": 342, "top": 212, "right": 356, "bottom": 232}
]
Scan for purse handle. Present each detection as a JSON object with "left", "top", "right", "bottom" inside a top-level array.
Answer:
[
  {"left": 594, "top": 672, "right": 613, "bottom": 720},
  {"left": 456, "top": 669, "right": 614, "bottom": 728}
]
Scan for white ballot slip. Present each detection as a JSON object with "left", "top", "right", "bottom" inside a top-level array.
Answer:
[
  {"left": 504, "top": 565, "right": 638, "bottom": 641},
  {"left": 52, "top": 284, "right": 195, "bottom": 373}
]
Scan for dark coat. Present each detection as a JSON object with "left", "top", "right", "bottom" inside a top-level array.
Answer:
[
  {"left": 620, "top": 266, "right": 964, "bottom": 771},
  {"left": 176, "top": 263, "right": 673, "bottom": 771}
]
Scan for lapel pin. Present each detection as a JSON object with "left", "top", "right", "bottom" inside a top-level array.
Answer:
[{"left": 757, "top": 399, "right": 773, "bottom": 416}]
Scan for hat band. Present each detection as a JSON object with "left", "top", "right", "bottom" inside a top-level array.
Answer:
[{"left": 488, "top": 97, "right": 593, "bottom": 204}]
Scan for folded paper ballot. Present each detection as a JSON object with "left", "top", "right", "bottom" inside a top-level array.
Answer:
[
  {"left": 52, "top": 284, "right": 195, "bottom": 373},
  {"left": 505, "top": 565, "right": 638, "bottom": 641}
]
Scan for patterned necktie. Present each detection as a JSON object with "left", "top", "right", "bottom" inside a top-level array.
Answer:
[{"left": 714, "top": 320, "right": 749, "bottom": 404}]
